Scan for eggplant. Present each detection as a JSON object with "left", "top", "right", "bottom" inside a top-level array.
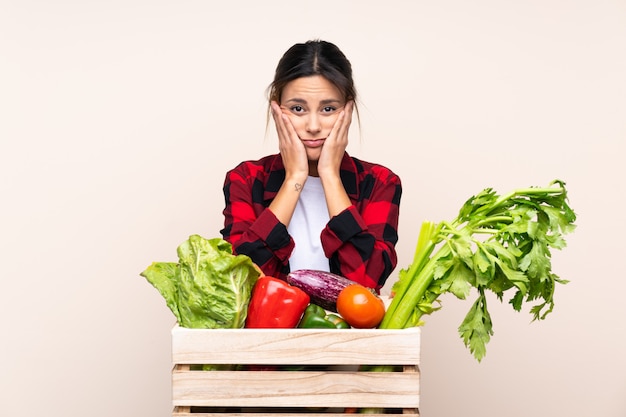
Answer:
[{"left": 286, "top": 269, "right": 357, "bottom": 312}]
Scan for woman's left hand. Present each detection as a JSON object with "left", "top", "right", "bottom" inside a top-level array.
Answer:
[{"left": 317, "top": 100, "right": 354, "bottom": 179}]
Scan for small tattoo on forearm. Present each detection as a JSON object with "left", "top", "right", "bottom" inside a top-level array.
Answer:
[{"left": 294, "top": 183, "right": 302, "bottom": 192}]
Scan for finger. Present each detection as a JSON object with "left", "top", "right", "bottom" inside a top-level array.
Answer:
[
  {"left": 329, "top": 105, "right": 351, "bottom": 142},
  {"left": 281, "top": 113, "right": 300, "bottom": 142},
  {"left": 270, "top": 101, "right": 284, "bottom": 128},
  {"left": 341, "top": 101, "right": 354, "bottom": 131},
  {"left": 271, "top": 102, "right": 291, "bottom": 143}
]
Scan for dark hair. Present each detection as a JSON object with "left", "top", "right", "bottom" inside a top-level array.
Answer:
[
  {"left": 267, "top": 40, "right": 360, "bottom": 128},
  {"left": 269, "top": 40, "right": 357, "bottom": 104}
]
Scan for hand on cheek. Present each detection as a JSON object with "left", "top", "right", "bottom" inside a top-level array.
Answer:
[
  {"left": 318, "top": 101, "right": 353, "bottom": 175},
  {"left": 271, "top": 101, "right": 308, "bottom": 178}
]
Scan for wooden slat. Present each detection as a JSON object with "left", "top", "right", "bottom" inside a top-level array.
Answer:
[
  {"left": 171, "top": 323, "right": 421, "bottom": 415},
  {"left": 171, "top": 327, "right": 421, "bottom": 365},
  {"left": 173, "top": 410, "right": 418, "bottom": 417},
  {"left": 172, "top": 369, "right": 420, "bottom": 408}
]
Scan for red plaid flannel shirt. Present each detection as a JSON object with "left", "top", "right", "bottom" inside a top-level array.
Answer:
[{"left": 220, "top": 152, "right": 402, "bottom": 291}]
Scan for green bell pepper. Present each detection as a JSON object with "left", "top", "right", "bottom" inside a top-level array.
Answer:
[{"left": 298, "top": 304, "right": 350, "bottom": 329}]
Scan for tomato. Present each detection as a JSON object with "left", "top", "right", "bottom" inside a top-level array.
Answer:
[{"left": 336, "top": 284, "right": 386, "bottom": 328}]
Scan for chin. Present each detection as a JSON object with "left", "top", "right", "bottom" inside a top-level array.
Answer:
[{"left": 305, "top": 150, "right": 322, "bottom": 161}]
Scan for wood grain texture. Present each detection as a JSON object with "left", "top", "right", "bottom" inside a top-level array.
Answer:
[
  {"left": 171, "top": 327, "right": 421, "bottom": 365},
  {"left": 173, "top": 410, "right": 418, "bottom": 417},
  {"left": 173, "top": 368, "right": 420, "bottom": 408},
  {"left": 170, "top": 326, "right": 421, "bottom": 415}
]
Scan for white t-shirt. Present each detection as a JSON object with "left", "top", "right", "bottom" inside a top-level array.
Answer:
[{"left": 287, "top": 176, "right": 331, "bottom": 272}]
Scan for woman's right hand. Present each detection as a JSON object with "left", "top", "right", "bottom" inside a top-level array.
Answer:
[{"left": 271, "top": 101, "right": 309, "bottom": 181}]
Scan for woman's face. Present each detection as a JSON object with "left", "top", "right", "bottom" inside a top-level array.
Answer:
[{"left": 279, "top": 75, "right": 346, "bottom": 161}]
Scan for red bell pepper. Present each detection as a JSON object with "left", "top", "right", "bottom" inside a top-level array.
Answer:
[{"left": 245, "top": 276, "right": 310, "bottom": 328}]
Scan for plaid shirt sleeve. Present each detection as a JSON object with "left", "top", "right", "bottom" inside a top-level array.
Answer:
[
  {"left": 322, "top": 160, "right": 402, "bottom": 291},
  {"left": 220, "top": 156, "right": 294, "bottom": 279}
]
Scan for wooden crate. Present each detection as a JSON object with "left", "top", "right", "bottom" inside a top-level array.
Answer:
[{"left": 171, "top": 325, "right": 420, "bottom": 416}]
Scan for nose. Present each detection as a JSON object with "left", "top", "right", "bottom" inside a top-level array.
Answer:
[{"left": 305, "top": 113, "right": 322, "bottom": 134}]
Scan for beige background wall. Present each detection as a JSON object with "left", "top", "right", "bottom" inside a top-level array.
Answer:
[{"left": 1, "top": 1, "right": 625, "bottom": 416}]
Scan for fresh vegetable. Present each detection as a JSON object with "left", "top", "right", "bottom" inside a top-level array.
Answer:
[
  {"left": 298, "top": 304, "right": 351, "bottom": 329},
  {"left": 336, "top": 284, "right": 386, "bottom": 328},
  {"left": 325, "top": 312, "right": 351, "bottom": 329},
  {"left": 380, "top": 180, "right": 577, "bottom": 361},
  {"left": 245, "top": 276, "right": 310, "bottom": 328},
  {"left": 287, "top": 269, "right": 358, "bottom": 312},
  {"left": 140, "top": 235, "right": 261, "bottom": 329}
]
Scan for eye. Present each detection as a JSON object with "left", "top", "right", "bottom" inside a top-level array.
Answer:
[
  {"left": 322, "top": 106, "right": 337, "bottom": 113},
  {"left": 290, "top": 105, "right": 304, "bottom": 113}
]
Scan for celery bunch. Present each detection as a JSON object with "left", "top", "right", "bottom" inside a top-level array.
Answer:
[{"left": 381, "top": 180, "right": 577, "bottom": 361}]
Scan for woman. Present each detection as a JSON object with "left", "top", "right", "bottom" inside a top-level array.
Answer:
[{"left": 220, "top": 40, "right": 401, "bottom": 292}]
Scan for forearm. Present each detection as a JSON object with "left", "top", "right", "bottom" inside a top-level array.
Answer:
[
  {"left": 321, "top": 206, "right": 398, "bottom": 290},
  {"left": 330, "top": 238, "right": 397, "bottom": 291},
  {"left": 268, "top": 174, "right": 307, "bottom": 227},
  {"left": 223, "top": 208, "right": 294, "bottom": 279},
  {"left": 330, "top": 242, "right": 397, "bottom": 292},
  {"left": 320, "top": 174, "right": 351, "bottom": 217},
  {"left": 221, "top": 166, "right": 296, "bottom": 278}
]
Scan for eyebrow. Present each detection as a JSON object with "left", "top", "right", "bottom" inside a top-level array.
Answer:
[{"left": 284, "top": 98, "right": 343, "bottom": 105}]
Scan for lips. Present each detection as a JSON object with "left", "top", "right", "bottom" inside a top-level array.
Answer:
[{"left": 302, "top": 139, "right": 326, "bottom": 148}]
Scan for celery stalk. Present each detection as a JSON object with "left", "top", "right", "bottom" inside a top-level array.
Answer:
[{"left": 379, "top": 180, "right": 577, "bottom": 361}]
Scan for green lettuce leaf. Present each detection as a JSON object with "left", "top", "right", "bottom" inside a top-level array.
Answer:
[
  {"left": 140, "top": 262, "right": 182, "bottom": 323},
  {"left": 140, "top": 235, "right": 261, "bottom": 328}
]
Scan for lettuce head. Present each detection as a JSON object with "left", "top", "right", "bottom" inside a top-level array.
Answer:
[{"left": 140, "top": 235, "right": 261, "bottom": 328}]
